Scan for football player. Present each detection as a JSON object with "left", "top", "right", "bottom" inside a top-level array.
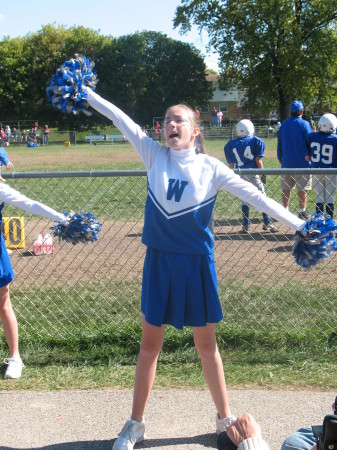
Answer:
[
  {"left": 224, "top": 119, "right": 278, "bottom": 233},
  {"left": 305, "top": 113, "right": 337, "bottom": 218}
]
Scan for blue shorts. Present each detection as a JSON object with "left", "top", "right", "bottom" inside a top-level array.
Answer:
[
  {"left": 141, "top": 247, "right": 223, "bottom": 329},
  {"left": 0, "top": 233, "right": 14, "bottom": 288}
]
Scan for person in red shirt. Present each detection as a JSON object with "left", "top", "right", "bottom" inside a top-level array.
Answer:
[{"left": 154, "top": 122, "right": 161, "bottom": 138}]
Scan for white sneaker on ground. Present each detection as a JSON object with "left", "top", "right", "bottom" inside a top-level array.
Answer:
[
  {"left": 4, "top": 356, "right": 24, "bottom": 379},
  {"left": 113, "top": 418, "right": 146, "bottom": 450},
  {"left": 216, "top": 413, "right": 237, "bottom": 434}
]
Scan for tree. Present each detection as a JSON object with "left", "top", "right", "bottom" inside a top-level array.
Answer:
[
  {"left": 174, "top": 0, "right": 337, "bottom": 120},
  {"left": 0, "top": 27, "right": 212, "bottom": 129},
  {"left": 0, "top": 36, "right": 31, "bottom": 120},
  {"left": 27, "top": 25, "right": 108, "bottom": 129},
  {"left": 0, "top": 25, "right": 108, "bottom": 127},
  {"left": 96, "top": 31, "right": 214, "bottom": 126}
]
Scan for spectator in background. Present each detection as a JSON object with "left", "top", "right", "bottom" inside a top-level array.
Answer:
[
  {"left": 195, "top": 107, "right": 200, "bottom": 118},
  {"left": 211, "top": 107, "right": 218, "bottom": 127},
  {"left": 310, "top": 118, "right": 318, "bottom": 132},
  {"left": 21, "top": 130, "right": 27, "bottom": 142},
  {"left": 217, "top": 109, "right": 223, "bottom": 127},
  {"left": 43, "top": 125, "right": 50, "bottom": 146},
  {"left": 11, "top": 128, "right": 18, "bottom": 141},
  {"left": 29, "top": 128, "right": 36, "bottom": 142},
  {"left": 277, "top": 100, "right": 312, "bottom": 219},
  {"left": 154, "top": 121, "right": 161, "bottom": 139},
  {"left": 34, "top": 121, "right": 39, "bottom": 132},
  {"left": 0, "top": 128, "right": 5, "bottom": 144},
  {"left": 274, "top": 121, "right": 281, "bottom": 135},
  {"left": 4, "top": 126, "right": 11, "bottom": 141}
]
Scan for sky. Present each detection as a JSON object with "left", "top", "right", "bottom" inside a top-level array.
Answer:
[{"left": 0, "top": 0, "right": 219, "bottom": 71}]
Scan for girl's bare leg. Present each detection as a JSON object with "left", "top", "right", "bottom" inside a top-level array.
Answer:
[
  {"left": 193, "top": 323, "right": 231, "bottom": 418},
  {"left": 0, "top": 284, "right": 19, "bottom": 357},
  {"left": 131, "top": 314, "right": 165, "bottom": 422}
]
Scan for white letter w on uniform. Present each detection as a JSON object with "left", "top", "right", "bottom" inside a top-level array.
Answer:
[{"left": 167, "top": 179, "right": 188, "bottom": 202}]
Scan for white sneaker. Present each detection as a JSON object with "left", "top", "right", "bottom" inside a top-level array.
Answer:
[
  {"left": 216, "top": 413, "right": 237, "bottom": 434},
  {"left": 4, "top": 356, "right": 24, "bottom": 379},
  {"left": 113, "top": 418, "right": 146, "bottom": 450}
]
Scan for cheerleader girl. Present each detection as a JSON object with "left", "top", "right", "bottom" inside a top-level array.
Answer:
[
  {"left": 82, "top": 86, "right": 304, "bottom": 450},
  {"left": 0, "top": 176, "right": 68, "bottom": 379}
]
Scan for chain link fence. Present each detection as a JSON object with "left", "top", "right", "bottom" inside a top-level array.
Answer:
[{"left": 2, "top": 169, "right": 336, "bottom": 348}]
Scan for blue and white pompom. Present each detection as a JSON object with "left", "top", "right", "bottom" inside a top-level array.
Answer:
[
  {"left": 51, "top": 211, "right": 102, "bottom": 244},
  {"left": 293, "top": 213, "right": 337, "bottom": 268},
  {"left": 46, "top": 54, "right": 97, "bottom": 115}
]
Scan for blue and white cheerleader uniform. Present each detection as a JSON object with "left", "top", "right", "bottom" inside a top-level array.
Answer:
[
  {"left": 0, "top": 182, "right": 66, "bottom": 288},
  {"left": 86, "top": 89, "right": 304, "bottom": 330}
]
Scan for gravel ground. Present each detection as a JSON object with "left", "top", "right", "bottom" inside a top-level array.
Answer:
[{"left": 0, "top": 389, "right": 334, "bottom": 450}]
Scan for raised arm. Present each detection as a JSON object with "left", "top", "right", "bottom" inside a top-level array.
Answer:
[{"left": 84, "top": 88, "right": 160, "bottom": 170}]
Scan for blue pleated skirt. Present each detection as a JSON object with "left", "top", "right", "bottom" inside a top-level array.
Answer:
[
  {"left": 0, "top": 233, "right": 14, "bottom": 288},
  {"left": 141, "top": 247, "right": 223, "bottom": 329}
]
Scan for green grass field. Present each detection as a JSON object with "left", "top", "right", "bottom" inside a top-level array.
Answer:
[
  {"left": 7, "top": 137, "right": 280, "bottom": 172},
  {"left": 0, "top": 138, "right": 335, "bottom": 390}
]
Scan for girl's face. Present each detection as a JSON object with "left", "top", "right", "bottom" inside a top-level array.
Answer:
[{"left": 163, "top": 106, "right": 200, "bottom": 150}]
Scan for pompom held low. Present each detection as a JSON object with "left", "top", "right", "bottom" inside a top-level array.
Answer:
[
  {"left": 292, "top": 213, "right": 337, "bottom": 268},
  {"left": 51, "top": 211, "right": 102, "bottom": 244},
  {"left": 46, "top": 54, "right": 97, "bottom": 115}
]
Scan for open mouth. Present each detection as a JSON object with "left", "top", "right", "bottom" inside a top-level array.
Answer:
[{"left": 169, "top": 132, "right": 179, "bottom": 138}]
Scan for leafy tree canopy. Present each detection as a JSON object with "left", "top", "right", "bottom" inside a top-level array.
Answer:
[
  {"left": 0, "top": 26, "right": 213, "bottom": 128},
  {"left": 174, "top": 0, "right": 337, "bottom": 120}
]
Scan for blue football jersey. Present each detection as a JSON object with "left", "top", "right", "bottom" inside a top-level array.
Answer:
[
  {"left": 306, "top": 131, "right": 337, "bottom": 168},
  {"left": 224, "top": 136, "right": 265, "bottom": 168}
]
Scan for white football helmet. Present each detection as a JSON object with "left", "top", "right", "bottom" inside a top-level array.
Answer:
[
  {"left": 236, "top": 119, "right": 255, "bottom": 137},
  {"left": 318, "top": 113, "right": 337, "bottom": 134}
]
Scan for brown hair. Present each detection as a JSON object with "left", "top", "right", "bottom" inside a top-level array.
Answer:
[{"left": 164, "top": 104, "right": 206, "bottom": 154}]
